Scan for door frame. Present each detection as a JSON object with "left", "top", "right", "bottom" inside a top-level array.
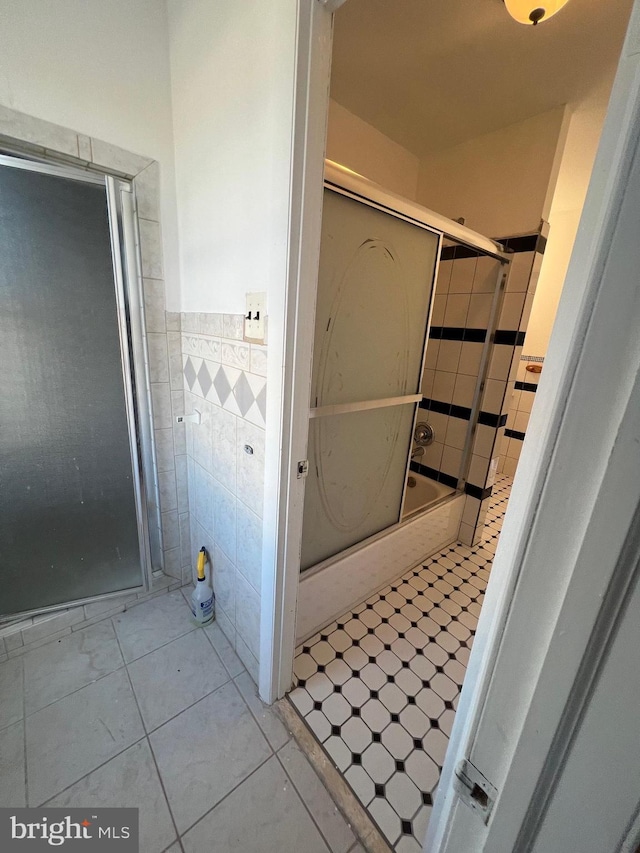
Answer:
[{"left": 266, "top": 4, "right": 640, "bottom": 848}]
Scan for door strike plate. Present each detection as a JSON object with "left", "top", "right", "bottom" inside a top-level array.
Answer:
[
  {"left": 454, "top": 759, "right": 497, "bottom": 824},
  {"left": 297, "top": 460, "right": 309, "bottom": 479}
]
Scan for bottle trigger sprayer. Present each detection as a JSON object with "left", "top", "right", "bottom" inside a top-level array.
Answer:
[{"left": 190, "top": 546, "right": 214, "bottom": 626}]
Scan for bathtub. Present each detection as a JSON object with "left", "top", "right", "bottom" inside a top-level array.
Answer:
[
  {"left": 402, "top": 473, "right": 455, "bottom": 519},
  {"left": 296, "top": 478, "right": 463, "bottom": 642}
]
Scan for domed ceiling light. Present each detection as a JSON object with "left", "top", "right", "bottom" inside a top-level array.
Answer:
[{"left": 504, "top": 0, "right": 572, "bottom": 25}]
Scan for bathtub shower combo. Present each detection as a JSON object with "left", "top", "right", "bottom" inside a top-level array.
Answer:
[{"left": 296, "top": 162, "right": 511, "bottom": 641}]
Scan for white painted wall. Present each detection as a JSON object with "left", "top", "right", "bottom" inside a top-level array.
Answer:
[
  {"left": 0, "top": 0, "right": 181, "bottom": 308},
  {"left": 327, "top": 99, "right": 420, "bottom": 199},
  {"left": 168, "top": 0, "right": 298, "bottom": 314},
  {"left": 416, "top": 108, "right": 566, "bottom": 238},
  {"left": 525, "top": 75, "right": 617, "bottom": 356}
]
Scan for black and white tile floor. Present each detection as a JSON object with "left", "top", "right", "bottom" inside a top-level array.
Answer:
[{"left": 288, "top": 476, "right": 512, "bottom": 851}]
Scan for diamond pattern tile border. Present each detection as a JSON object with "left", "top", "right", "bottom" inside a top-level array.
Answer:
[{"left": 288, "top": 476, "right": 512, "bottom": 850}]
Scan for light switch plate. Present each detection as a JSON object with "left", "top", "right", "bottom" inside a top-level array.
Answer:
[{"left": 245, "top": 292, "right": 266, "bottom": 342}]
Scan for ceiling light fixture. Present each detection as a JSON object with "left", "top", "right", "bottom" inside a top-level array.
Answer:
[{"left": 503, "top": 0, "right": 572, "bottom": 25}]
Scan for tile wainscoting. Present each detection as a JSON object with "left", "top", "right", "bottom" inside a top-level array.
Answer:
[{"left": 181, "top": 312, "right": 267, "bottom": 684}]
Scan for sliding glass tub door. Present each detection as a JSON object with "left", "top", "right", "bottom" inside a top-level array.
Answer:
[
  {"left": 0, "top": 155, "right": 152, "bottom": 617},
  {"left": 300, "top": 188, "right": 440, "bottom": 570}
]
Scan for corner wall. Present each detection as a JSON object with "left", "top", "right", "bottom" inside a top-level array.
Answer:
[
  {"left": 0, "top": 0, "right": 180, "bottom": 307},
  {"left": 498, "top": 74, "right": 618, "bottom": 474},
  {"left": 327, "top": 99, "right": 420, "bottom": 199},
  {"left": 167, "top": 0, "right": 299, "bottom": 683},
  {"left": 416, "top": 108, "right": 566, "bottom": 238}
]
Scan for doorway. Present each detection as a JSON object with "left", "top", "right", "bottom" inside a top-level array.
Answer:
[
  {"left": 270, "top": 0, "right": 640, "bottom": 844},
  {"left": 0, "top": 153, "right": 158, "bottom": 620}
]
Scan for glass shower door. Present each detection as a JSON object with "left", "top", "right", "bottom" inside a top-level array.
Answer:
[
  {"left": 300, "top": 188, "right": 440, "bottom": 570},
  {"left": 0, "top": 157, "right": 148, "bottom": 616}
]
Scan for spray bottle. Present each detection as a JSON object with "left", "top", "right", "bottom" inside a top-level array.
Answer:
[{"left": 190, "top": 546, "right": 214, "bottom": 626}]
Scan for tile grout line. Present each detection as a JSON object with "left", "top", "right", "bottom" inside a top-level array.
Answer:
[
  {"left": 16, "top": 604, "right": 200, "bottom": 724},
  {"left": 273, "top": 746, "right": 348, "bottom": 853},
  {"left": 21, "top": 656, "right": 29, "bottom": 807},
  {"left": 113, "top": 623, "right": 184, "bottom": 852}
]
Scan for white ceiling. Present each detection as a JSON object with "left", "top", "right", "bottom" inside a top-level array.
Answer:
[{"left": 330, "top": 0, "right": 634, "bottom": 156}]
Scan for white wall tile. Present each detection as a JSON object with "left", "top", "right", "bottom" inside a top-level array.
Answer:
[
  {"left": 436, "top": 340, "right": 462, "bottom": 373},
  {"left": 432, "top": 370, "right": 455, "bottom": 403},
  {"left": 444, "top": 417, "right": 468, "bottom": 451},
  {"left": 134, "top": 161, "right": 160, "bottom": 221},
  {"left": 147, "top": 333, "right": 169, "bottom": 383},
  {"left": 237, "top": 421, "right": 265, "bottom": 517},
  {"left": 449, "top": 258, "right": 476, "bottom": 294},
  {"left": 440, "top": 446, "right": 462, "bottom": 479},
  {"left": 235, "top": 572, "right": 261, "bottom": 660},
  {"left": 481, "top": 379, "right": 507, "bottom": 414},
  {"left": 444, "top": 293, "right": 470, "bottom": 326},
  {"left": 430, "top": 294, "right": 447, "bottom": 325},
  {"left": 487, "top": 346, "right": 513, "bottom": 382},
  {"left": 457, "top": 342, "right": 483, "bottom": 377},
  {"left": 213, "top": 480, "right": 236, "bottom": 563},
  {"left": 452, "top": 374, "right": 477, "bottom": 408},
  {"left": 150, "top": 383, "right": 172, "bottom": 429},
  {"left": 499, "top": 292, "right": 527, "bottom": 329},
  {"left": 472, "top": 257, "right": 499, "bottom": 293},
  {"left": 138, "top": 219, "right": 163, "bottom": 279},
  {"left": 143, "top": 279, "right": 166, "bottom": 333},
  {"left": 466, "top": 293, "right": 492, "bottom": 329}
]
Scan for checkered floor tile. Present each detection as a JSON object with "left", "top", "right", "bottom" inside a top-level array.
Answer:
[{"left": 288, "top": 476, "right": 512, "bottom": 851}]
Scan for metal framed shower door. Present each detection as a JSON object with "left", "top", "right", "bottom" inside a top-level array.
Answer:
[
  {"left": 300, "top": 162, "right": 512, "bottom": 578},
  {"left": 0, "top": 152, "right": 161, "bottom": 621}
]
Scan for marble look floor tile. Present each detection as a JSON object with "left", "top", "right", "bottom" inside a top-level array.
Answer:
[
  {"left": 203, "top": 620, "right": 244, "bottom": 677},
  {"left": 0, "top": 720, "right": 26, "bottom": 807},
  {"left": 24, "top": 621, "right": 124, "bottom": 715},
  {"left": 278, "top": 739, "right": 355, "bottom": 853},
  {"left": 0, "top": 656, "right": 23, "bottom": 730},
  {"left": 46, "top": 740, "right": 176, "bottom": 853},
  {"left": 149, "top": 681, "right": 271, "bottom": 834},
  {"left": 26, "top": 668, "right": 144, "bottom": 805},
  {"left": 234, "top": 670, "right": 290, "bottom": 751},
  {"left": 181, "top": 755, "right": 330, "bottom": 853},
  {"left": 128, "top": 630, "right": 228, "bottom": 732},
  {"left": 113, "top": 590, "right": 196, "bottom": 663}
]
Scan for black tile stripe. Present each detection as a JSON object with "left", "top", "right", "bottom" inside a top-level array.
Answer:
[
  {"left": 410, "top": 461, "right": 459, "bottom": 490},
  {"left": 505, "top": 428, "right": 526, "bottom": 441},
  {"left": 429, "top": 326, "right": 487, "bottom": 343},
  {"left": 420, "top": 398, "right": 472, "bottom": 420},
  {"left": 439, "top": 244, "right": 483, "bottom": 261},
  {"left": 464, "top": 483, "right": 493, "bottom": 500},
  {"left": 478, "top": 411, "right": 508, "bottom": 428},
  {"left": 494, "top": 329, "right": 526, "bottom": 346},
  {"left": 493, "top": 234, "right": 539, "bottom": 253},
  {"left": 515, "top": 380, "right": 538, "bottom": 392}
]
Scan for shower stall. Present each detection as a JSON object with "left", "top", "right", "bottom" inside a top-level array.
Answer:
[
  {"left": 296, "top": 162, "right": 511, "bottom": 641},
  {"left": 0, "top": 152, "right": 159, "bottom": 620}
]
